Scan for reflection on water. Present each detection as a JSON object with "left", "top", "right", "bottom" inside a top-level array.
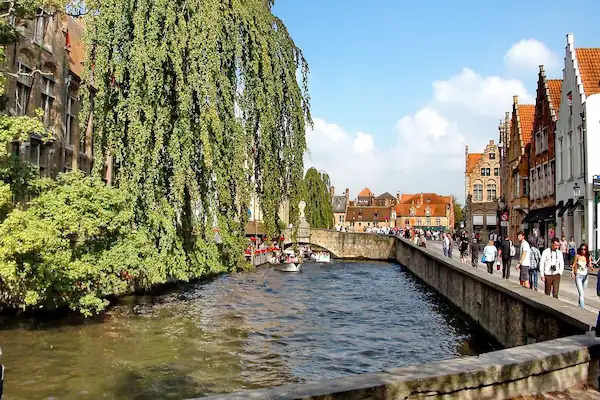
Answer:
[{"left": 0, "top": 261, "right": 500, "bottom": 399}]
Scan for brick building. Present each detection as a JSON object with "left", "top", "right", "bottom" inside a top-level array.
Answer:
[
  {"left": 395, "top": 193, "right": 454, "bottom": 231},
  {"left": 507, "top": 96, "right": 535, "bottom": 241},
  {"left": 3, "top": 13, "right": 107, "bottom": 180},
  {"left": 525, "top": 66, "right": 562, "bottom": 240}
]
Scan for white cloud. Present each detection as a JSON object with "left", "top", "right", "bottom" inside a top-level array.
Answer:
[
  {"left": 305, "top": 39, "right": 553, "bottom": 204},
  {"left": 504, "top": 39, "right": 560, "bottom": 73}
]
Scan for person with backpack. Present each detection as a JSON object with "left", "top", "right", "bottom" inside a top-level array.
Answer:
[
  {"left": 529, "top": 243, "right": 542, "bottom": 290},
  {"left": 459, "top": 233, "right": 469, "bottom": 264},
  {"left": 499, "top": 234, "right": 515, "bottom": 280}
]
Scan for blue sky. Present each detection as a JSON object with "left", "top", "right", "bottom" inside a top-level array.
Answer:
[{"left": 272, "top": 0, "right": 600, "bottom": 203}]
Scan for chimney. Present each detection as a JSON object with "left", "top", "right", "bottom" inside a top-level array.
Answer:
[
  {"left": 396, "top": 191, "right": 400, "bottom": 202},
  {"left": 345, "top": 188, "right": 349, "bottom": 204},
  {"left": 513, "top": 95, "right": 519, "bottom": 105},
  {"left": 330, "top": 185, "right": 335, "bottom": 199}
]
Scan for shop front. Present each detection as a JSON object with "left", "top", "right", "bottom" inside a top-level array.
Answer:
[{"left": 524, "top": 205, "right": 558, "bottom": 243}]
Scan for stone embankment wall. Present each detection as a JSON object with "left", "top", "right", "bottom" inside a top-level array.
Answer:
[
  {"left": 201, "top": 232, "right": 600, "bottom": 400},
  {"left": 395, "top": 238, "right": 596, "bottom": 348}
]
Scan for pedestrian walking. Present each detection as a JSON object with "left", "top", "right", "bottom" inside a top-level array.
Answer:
[
  {"left": 540, "top": 237, "right": 565, "bottom": 298},
  {"left": 515, "top": 231, "right": 531, "bottom": 288},
  {"left": 482, "top": 240, "right": 497, "bottom": 274},
  {"left": 571, "top": 243, "right": 594, "bottom": 308},
  {"left": 498, "top": 234, "right": 514, "bottom": 280},
  {"left": 442, "top": 233, "right": 450, "bottom": 257},
  {"left": 459, "top": 233, "right": 469, "bottom": 264},
  {"left": 529, "top": 245, "right": 541, "bottom": 290},
  {"left": 470, "top": 233, "right": 479, "bottom": 268},
  {"left": 560, "top": 236, "right": 568, "bottom": 265},
  {"left": 448, "top": 234, "right": 454, "bottom": 259},
  {"left": 568, "top": 237, "right": 576, "bottom": 265}
]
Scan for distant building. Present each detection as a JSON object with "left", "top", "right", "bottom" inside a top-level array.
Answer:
[
  {"left": 356, "top": 187, "right": 374, "bottom": 206},
  {"left": 345, "top": 205, "right": 393, "bottom": 231},
  {"left": 464, "top": 140, "right": 501, "bottom": 235},
  {"left": 374, "top": 192, "right": 397, "bottom": 208},
  {"left": 331, "top": 187, "right": 350, "bottom": 226},
  {"left": 395, "top": 193, "right": 454, "bottom": 231}
]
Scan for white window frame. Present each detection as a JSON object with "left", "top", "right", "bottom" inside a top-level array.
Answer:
[
  {"left": 41, "top": 76, "right": 55, "bottom": 127},
  {"left": 15, "top": 62, "right": 33, "bottom": 116},
  {"left": 578, "top": 125, "right": 584, "bottom": 176},
  {"left": 558, "top": 137, "right": 563, "bottom": 182},
  {"left": 568, "top": 132, "right": 574, "bottom": 179}
]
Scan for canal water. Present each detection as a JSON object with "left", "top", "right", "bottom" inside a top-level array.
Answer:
[{"left": 0, "top": 261, "right": 499, "bottom": 399}]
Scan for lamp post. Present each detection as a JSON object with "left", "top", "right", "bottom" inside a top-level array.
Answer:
[{"left": 497, "top": 196, "right": 506, "bottom": 239}]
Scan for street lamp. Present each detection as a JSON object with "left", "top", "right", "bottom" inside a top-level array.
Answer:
[{"left": 573, "top": 183, "right": 581, "bottom": 199}]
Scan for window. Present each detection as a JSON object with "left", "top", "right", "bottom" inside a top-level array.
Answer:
[
  {"left": 409, "top": 207, "right": 416, "bottom": 216},
  {"left": 425, "top": 217, "right": 431, "bottom": 226},
  {"left": 425, "top": 206, "right": 430, "bottom": 216},
  {"left": 338, "top": 215, "right": 343, "bottom": 223},
  {"left": 489, "top": 153, "right": 496, "bottom": 160},
  {"left": 543, "top": 164, "right": 549, "bottom": 197},
  {"left": 473, "top": 183, "right": 483, "bottom": 201},
  {"left": 550, "top": 161, "right": 555, "bottom": 195},
  {"left": 514, "top": 176, "right": 520, "bottom": 198},
  {"left": 404, "top": 219, "right": 410, "bottom": 226},
  {"left": 30, "top": 139, "right": 41, "bottom": 166},
  {"left": 543, "top": 128, "right": 548, "bottom": 152},
  {"left": 66, "top": 96, "right": 77, "bottom": 146},
  {"left": 524, "top": 178, "right": 529, "bottom": 197},
  {"left": 487, "top": 184, "right": 497, "bottom": 201},
  {"left": 535, "top": 131, "right": 542, "bottom": 154},
  {"left": 538, "top": 167, "right": 544, "bottom": 197},
  {"left": 578, "top": 126, "right": 584, "bottom": 176},
  {"left": 416, "top": 218, "right": 422, "bottom": 226},
  {"left": 558, "top": 138, "right": 563, "bottom": 182},
  {"left": 494, "top": 168, "right": 499, "bottom": 176},
  {"left": 15, "top": 62, "right": 33, "bottom": 115},
  {"left": 435, "top": 217, "right": 441, "bottom": 226},
  {"left": 530, "top": 171, "right": 535, "bottom": 200},
  {"left": 41, "top": 76, "right": 54, "bottom": 127},
  {"left": 568, "top": 132, "right": 574, "bottom": 178},
  {"left": 481, "top": 168, "right": 486, "bottom": 176},
  {"left": 33, "top": 9, "right": 45, "bottom": 45}
]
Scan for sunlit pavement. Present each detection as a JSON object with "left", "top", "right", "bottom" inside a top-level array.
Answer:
[{"left": 424, "top": 240, "right": 600, "bottom": 315}]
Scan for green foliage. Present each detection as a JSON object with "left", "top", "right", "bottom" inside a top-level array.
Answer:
[
  {"left": 0, "top": 172, "right": 233, "bottom": 316},
  {"left": 303, "top": 167, "right": 334, "bottom": 229},
  {"left": 454, "top": 202, "right": 464, "bottom": 229},
  {"left": 81, "top": 0, "right": 310, "bottom": 275}
]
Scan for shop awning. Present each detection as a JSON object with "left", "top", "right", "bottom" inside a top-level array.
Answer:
[
  {"left": 522, "top": 205, "right": 558, "bottom": 223},
  {"left": 567, "top": 200, "right": 584, "bottom": 216},
  {"left": 557, "top": 199, "right": 573, "bottom": 217}
]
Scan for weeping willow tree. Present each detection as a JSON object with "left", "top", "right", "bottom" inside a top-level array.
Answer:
[
  {"left": 303, "top": 167, "right": 334, "bottom": 229},
  {"left": 80, "top": 0, "right": 310, "bottom": 274}
]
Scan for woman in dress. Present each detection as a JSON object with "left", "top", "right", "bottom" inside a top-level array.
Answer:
[{"left": 571, "top": 243, "right": 594, "bottom": 308}]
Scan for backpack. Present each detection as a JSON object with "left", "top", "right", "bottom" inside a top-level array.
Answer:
[
  {"left": 509, "top": 240, "right": 516, "bottom": 257},
  {"left": 531, "top": 247, "right": 541, "bottom": 268}
]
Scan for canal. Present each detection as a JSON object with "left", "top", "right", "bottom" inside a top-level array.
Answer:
[{"left": 0, "top": 261, "right": 500, "bottom": 399}]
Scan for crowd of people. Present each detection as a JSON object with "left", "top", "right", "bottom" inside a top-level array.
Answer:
[{"left": 451, "top": 230, "right": 598, "bottom": 309}]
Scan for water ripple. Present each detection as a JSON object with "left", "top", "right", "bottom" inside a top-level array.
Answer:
[{"left": 1, "top": 260, "right": 499, "bottom": 400}]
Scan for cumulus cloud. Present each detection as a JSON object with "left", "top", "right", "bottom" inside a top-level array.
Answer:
[
  {"left": 504, "top": 39, "right": 561, "bottom": 73},
  {"left": 305, "top": 39, "right": 552, "bottom": 204}
]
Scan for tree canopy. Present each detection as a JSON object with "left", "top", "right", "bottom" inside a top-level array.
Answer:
[
  {"left": 81, "top": 0, "right": 311, "bottom": 276},
  {"left": 302, "top": 167, "right": 334, "bottom": 229}
]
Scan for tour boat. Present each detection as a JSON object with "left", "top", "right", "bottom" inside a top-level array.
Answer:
[
  {"left": 275, "top": 263, "right": 302, "bottom": 272},
  {"left": 310, "top": 252, "right": 331, "bottom": 263}
]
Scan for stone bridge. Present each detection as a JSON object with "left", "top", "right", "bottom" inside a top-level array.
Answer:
[{"left": 283, "top": 228, "right": 396, "bottom": 260}]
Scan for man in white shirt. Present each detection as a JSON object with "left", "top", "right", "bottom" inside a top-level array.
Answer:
[
  {"left": 539, "top": 237, "right": 564, "bottom": 298},
  {"left": 515, "top": 231, "right": 531, "bottom": 288}
]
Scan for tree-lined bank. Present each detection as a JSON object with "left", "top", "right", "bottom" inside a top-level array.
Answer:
[{"left": 0, "top": 0, "right": 310, "bottom": 315}]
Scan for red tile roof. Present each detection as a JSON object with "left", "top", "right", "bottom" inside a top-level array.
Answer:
[
  {"left": 467, "top": 153, "right": 482, "bottom": 173},
  {"left": 518, "top": 104, "right": 535, "bottom": 146},
  {"left": 576, "top": 48, "right": 600, "bottom": 96},
  {"left": 345, "top": 206, "right": 391, "bottom": 222},
  {"left": 396, "top": 203, "right": 448, "bottom": 218},
  {"left": 547, "top": 79, "right": 562, "bottom": 114},
  {"left": 358, "top": 188, "right": 374, "bottom": 197}
]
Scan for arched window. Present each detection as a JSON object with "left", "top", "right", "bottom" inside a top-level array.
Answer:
[{"left": 15, "top": 52, "right": 34, "bottom": 115}]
